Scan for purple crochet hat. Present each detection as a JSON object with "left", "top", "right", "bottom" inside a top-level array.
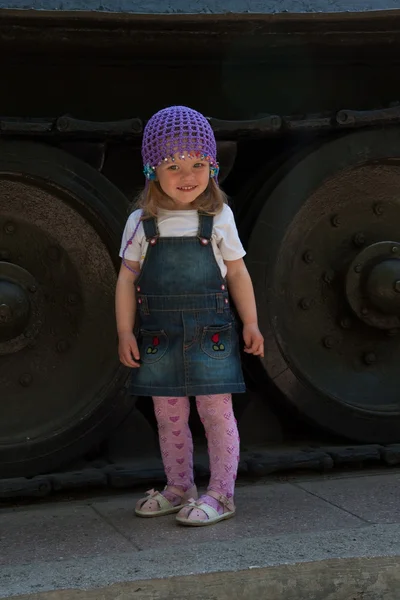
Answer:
[{"left": 142, "top": 106, "right": 219, "bottom": 181}]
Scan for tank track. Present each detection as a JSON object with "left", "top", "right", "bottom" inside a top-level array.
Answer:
[{"left": 1, "top": 443, "right": 399, "bottom": 501}]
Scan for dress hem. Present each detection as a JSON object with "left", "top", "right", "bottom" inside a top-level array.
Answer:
[{"left": 130, "top": 383, "right": 246, "bottom": 396}]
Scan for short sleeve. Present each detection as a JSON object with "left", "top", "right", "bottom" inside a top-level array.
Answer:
[
  {"left": 119, "top": 209, "right": 144, "bottom": 262},
  {"left": 213, "top": 204, "right": 246, "bottom": 261}
]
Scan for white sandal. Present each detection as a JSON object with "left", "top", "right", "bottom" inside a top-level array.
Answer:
[
  {"left": 135, "top": 485, "right": 198, "bottom": 518},
  {"left": 176, "top": 490, "right": 236, "bottom": 527}
]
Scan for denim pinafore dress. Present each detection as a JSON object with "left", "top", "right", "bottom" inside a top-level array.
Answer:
[{"left": 131, "top": 212, "right": 245, "bottom": 397}]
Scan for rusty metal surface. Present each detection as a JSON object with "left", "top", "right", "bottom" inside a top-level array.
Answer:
[
  {"left": 0, "top": 0, "right": 399, "bottom": 15},
  {"left": 1, "top": 105, "right": 400, "bottom": 141},
  {"left": 0, "top": 177, "right": 115, "bottom": 444},
  {"left": 0, "top": 141, "right": 131, "bottom": 477},
  {"left": 56, "top": 116, "right": 142, "bottom": 135},
  {"left": 246, "top": 128, "right": 400, "bottom": 443}
]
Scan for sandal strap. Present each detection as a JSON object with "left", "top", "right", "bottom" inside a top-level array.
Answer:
[
  {"left": 163, "top": 485, "right": 187, "bottom": 499},
  {"left": 206, "top": 490, "right": 235, "bottom": 512},
  {"left": 185, "top": 500, "right": 219, "bottom": 521},
  {"left": 141, "top": 489, "right": 173, "bottom": 511}
]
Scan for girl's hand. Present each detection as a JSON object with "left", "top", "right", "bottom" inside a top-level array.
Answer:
[
  {"left": 118, "top": 332, "right": 141, "bottom": 368},
  {"left": 243, "top": 323, "right": 264, "bottom": 358}
]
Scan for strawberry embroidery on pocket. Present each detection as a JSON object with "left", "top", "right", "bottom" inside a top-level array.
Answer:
[
  {"left": 211, "top": 332, "right": 225, "bottom": 352},
  {"left": 146, "top": 336, "right": 160, "bottom": 354}
]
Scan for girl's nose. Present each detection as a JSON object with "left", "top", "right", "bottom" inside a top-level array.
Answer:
[{"left": 180, "top": 171, "right": 195, "bottom": 182}]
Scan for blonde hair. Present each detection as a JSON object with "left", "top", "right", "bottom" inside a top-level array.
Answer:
[{"left": 133, "top": 178, "right": 227, "bottom": 218}]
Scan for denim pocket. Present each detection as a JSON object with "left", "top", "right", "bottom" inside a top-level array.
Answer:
[
  {"left": 201, "top": 323, "right": 232, "bottom": 359},
  {"left": 139, "top": 329, "right": 169, "bottom": 364}
]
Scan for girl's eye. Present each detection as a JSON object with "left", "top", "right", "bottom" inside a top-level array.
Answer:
[
  {"left": 193, "top": 162, "right": 205, "bottom": 168},
  {"left": 167, "top": 165, "right": 179, "bottom": 171}
]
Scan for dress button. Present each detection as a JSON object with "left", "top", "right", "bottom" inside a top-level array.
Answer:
[
  {"left": 137, "top": 286, "right": 141, "bottom": 292},
  {"left": 224, "top": 298, "right": 229, "bottom": 304},
  {"left": 150, "top": 238, "right": 157, "bottom": 245},
  {"left": 138, "top": 298, "right": 142, "bottom": 304},
  {"left": 221, "top": 284, "right": 226, "bottom": 290},
  {"left": 201, "top": 238, "right": 209, "bottom": 245}
]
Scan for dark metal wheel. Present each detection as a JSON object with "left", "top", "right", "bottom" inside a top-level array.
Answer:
[
  {"left": 0, "top": 141, "right": 131, "bottom": 477},
  {"left": 246, "top": 128, "right": 400, "bottom": 443}
]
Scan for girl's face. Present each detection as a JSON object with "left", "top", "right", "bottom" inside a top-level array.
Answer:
[{"left": 156, "top": 151, "right": 210, "bottom": 209}]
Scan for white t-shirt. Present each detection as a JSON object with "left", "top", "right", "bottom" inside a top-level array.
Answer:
[{"left": 119, "top": 204, "right": 246, "bottom": 278}]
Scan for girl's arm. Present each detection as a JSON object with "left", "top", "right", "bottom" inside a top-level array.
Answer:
[
  {"left": 225, "top": 258, "right": 264, "bottom": 357},
  {"left": 115, "top": 259, "right": 141, "bottom": 367}
]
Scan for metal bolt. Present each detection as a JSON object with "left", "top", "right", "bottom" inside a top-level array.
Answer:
[
  {"left": 354, "top": 264, "right": 363, "bottom": 273},
  {"left": 271, "top": 116, "right": 282, "bottom": 129},
  {"left": 336, "top": 110, "right": 351, "bottom": 125},
  {"left": 392, "top": 246, "right": 399, "bottom": 254},
  {"left": 330, "top": 215, "right": 340, "bottom": 228},
  {"left": 363, "top": 352, "right": 376, "bottom": 366},
  {"left": 57, "top": 116, "right": 69, "bottom": 132},
  {"left": 0, "top": 303, "right": 11, "bottom": 322},
  {"left": 299, "top": 298, "right": 312, "bottom": 310},
  {"left": 19, "top": 373, "right": 33, "bottom": 387},
  {"left": 303, "top": 251, "right": 314, "bottom": 264},
  {"left": 373, "top": 203, "right": 384, "bottom": 216},
  {"left": 4, "top": 222, "right": 15, "bottom": 235},
  {"left": 24, "top": 329, "right": 33, "bottom": 338},
  {"left": 361, "top": 307, "right": 369, "bottom": 316},
  {"left": 323, "top": 336, "right": 336, "bottom": 349},
  {"left": 353, "top": 233, "right": 366, "bottom": 247},
  {"left": 57, "top": 339, "right": 69, "bottom": 353},
  {"left": 340, "top": 318, "right": 352, "bottom": 329},
  {"left": 28, "top": 285, "right": 37, "bottom": 293},
  {"left": 322, "top": 271, "right": 334, "bottom": 284},
  {"left": 387, "top": 328, "right": 399, "bottom": 337},
  {"left": 67, "top": 293, "right": 79, "bottom": 305}
]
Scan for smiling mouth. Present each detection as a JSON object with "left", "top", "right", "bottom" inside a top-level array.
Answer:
[{"left": 177, "top": 185, "right": 197, "bottom": 191}]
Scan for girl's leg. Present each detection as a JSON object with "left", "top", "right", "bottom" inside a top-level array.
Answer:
[
  {"left": 183, "top": 393, "right": 239, "bottom": 520},
  {"left": 136, "top": 396, "right": 195, "bottom": 513}
]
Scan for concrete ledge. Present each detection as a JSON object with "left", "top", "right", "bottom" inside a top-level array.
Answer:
[
  {"left": 1, "top": 522, "right": 400, "bottom": 598},
  {"left": 3, "top": 556, "right": 400, "bottom": 600},
  {"left": 3, "top": 444, "right": 399, "bottom": 500}
]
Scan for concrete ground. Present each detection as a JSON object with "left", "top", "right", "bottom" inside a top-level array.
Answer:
[{"left": 1, "top": 469, "right": 400, "bottom": 600}]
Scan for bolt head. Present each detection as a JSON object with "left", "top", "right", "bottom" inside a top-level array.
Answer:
[
  {"left": 354, "top": 264, "right": 362, "bottom": 274},
  {"left": 330, "top": 215, "right": 340, "bottom": 227},
  {"left": 387, "top": 328, "right": 399, "bottom": 337},
  {"left": 323, "top": 271, "right": 334, "bottom": 284},
  {"left": 323, "top": 336, "right": 336, "bottom": 349},
  {"left": 303, "top": 251, "right": 314, "bottom": 264},
  {"left": 361, "top": 307, "right": 369, "bottom": 316},
  {"left": 353, "top": 233, "right": 365, "bottom": 247},
  {"left": 67, "top": 293, "right": 79, "bottom": 305},
  {"left": 392, "top": 246, "right": 399, "bottom": 254},
  {"left": 340, "top": 318, "right": 352, "bottom": 329},
  {"left": 363, "top": 352, "right": 376, "bottom": 365},
  {"left": 4, "top": 222, "right": 15, "bottom": 235},
  {"left": 299, "top": 298, "right": 312, "bottom": 310},
  {"left": 57, "top": 340, "right": 69, "bottom": 353},
  {"left": 373, "top": 203, "right": 384, "bottom": 216},
  {"left": 19, "top": 373, "right": 32, "bottom": 387}
]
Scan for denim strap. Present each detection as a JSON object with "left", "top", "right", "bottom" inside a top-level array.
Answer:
[
  {"left": 142, "top": 217, "right": 159, "bottom": 240},
  {"left": 198, "top": 213, "right": 214, "bottom": 240}
]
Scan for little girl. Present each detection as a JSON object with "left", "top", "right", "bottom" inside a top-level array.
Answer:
[{"left": 115, "top": 106, "right": 264, "bottom": 527}]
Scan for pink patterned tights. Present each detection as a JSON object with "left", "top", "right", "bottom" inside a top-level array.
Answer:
[{"left": 153, "top": 394, "right": 240, "bottom": 510}]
